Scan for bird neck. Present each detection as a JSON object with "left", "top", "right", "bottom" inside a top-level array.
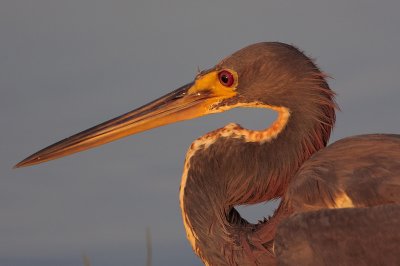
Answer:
[{"left": 179, "top": 81, "right": 336, "bottom": 264}]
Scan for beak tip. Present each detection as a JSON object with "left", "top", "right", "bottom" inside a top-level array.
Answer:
[
  {"left": 14, "top": 156, "right": 38, "bottom": 169},
  {"left": 13, "top": 160, "right": 27, "bottom": 169}
]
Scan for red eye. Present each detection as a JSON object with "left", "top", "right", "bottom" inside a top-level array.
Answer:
[{"left": 218, "top": 70, "right": 234, "bottom": 87}]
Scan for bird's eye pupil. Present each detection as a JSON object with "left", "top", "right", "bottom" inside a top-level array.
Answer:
[{"left": 218, "top": 70, "right": 234, "bottom": 87}]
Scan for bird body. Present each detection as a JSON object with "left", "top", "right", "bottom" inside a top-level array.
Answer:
[
  {"left": 15, "top": 42, "right": 400, "bottom": 265},
  {"left": 287, "top": 134, "right": 400, "bottom": 212},
  {"left": 248, "top": 134, "right": 400, "bottom": 265}
]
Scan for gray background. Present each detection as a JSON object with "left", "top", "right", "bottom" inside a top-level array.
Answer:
[{"left": 2, "top": 1, "right": 400, "bottom": 265}]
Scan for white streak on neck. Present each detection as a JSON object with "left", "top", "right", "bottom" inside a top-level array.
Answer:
[{"left": 179, "top": 102, "right": 290, "bottom": 258}]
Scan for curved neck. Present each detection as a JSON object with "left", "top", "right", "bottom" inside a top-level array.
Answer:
[{"left": 179, "top": 88, "right": 335, "bottom": 264}]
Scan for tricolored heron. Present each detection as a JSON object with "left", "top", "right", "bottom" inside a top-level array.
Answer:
[{"left": 15, "top": 42, "right": 400, "bottom": 265}]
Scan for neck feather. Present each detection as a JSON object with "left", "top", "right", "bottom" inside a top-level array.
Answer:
[{"left": 179, "top": 75, "right": 336, "bottom": 264}]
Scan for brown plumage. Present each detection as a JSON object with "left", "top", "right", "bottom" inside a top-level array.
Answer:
[
  {"left": 15, "top": 42, "right": 400, "bottom": 265},
  {"left": 248, "top": 134, "right": 400, "bottom": 265},
  {"left": 274, "top": 204, "right": 400, "bottom": 265}
]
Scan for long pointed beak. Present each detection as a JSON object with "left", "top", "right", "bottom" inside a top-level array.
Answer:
[{"left": 15, "top": 80, "right": 232, "bottom": 168}]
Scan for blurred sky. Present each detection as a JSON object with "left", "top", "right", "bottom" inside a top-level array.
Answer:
[{"left": 1, "top": 0, "right": 400, "bottom": 265}]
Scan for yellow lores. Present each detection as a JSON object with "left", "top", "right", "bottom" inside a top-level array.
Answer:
[{"left": 189, "top": 68, "right": 239, "bottom": 107}]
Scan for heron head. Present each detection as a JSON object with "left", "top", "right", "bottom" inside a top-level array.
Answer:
[{"left": 15, "top": 42, "right": 335, "bottom": 168}]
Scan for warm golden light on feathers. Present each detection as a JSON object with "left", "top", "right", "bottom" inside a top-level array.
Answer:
[{"left": 15, "top": 42, "right": 400, "bottom": 265}]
